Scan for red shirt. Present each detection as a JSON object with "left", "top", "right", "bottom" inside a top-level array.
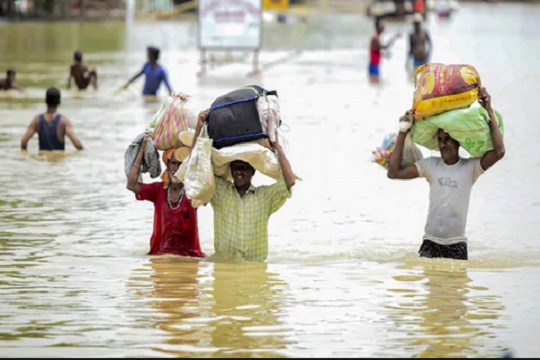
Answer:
[
  {"left": 136, "top": 182, "right": 206, "bottom": 257},
  {"left": 370, "top": 34, "right": 381, "bottom": 65}
]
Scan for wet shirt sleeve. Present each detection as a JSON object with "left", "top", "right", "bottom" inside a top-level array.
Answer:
[
  {"left": 210, "top": 176, "right": 227, "bottom": 206},
  {"left": 265, "top": 178, "right": 291, "bottom": 215},
  {"left": 136, "top": 182, "right": 160, "bottom": 203},
  {"left": 415, "top": 157, "right": 434, "bottom": 182},
  {"left": 141, "top": 62, "right": 149, "bottom": 74},
  {"left": 471, "top": 158, "right": 485, "bottom": 184}
]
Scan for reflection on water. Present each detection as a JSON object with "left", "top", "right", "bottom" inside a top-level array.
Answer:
[
  {"left": 128, "top": 258, "right": 290, "bottom": 357},
  {"left": 207, "top": 261, "right": 290, "bottom": 358},
  {"left": 144, "top": 257, "right": 206, "bottom": 357},
  {"left": 387, "top": 261, "right": 508, "bottom": 357}
]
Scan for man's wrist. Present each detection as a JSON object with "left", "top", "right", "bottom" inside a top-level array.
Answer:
[
  {"left": 487, "top": 110, "right": 496, "bottom": 124},
  {"left": 399, "top": 121, "right": 412, "bottom": 133}
]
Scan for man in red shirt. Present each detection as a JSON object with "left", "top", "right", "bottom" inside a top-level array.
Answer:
[
  {"left": 126, "top": 134, "right": 205, "bottom": 257},
  {"left": 369, "top": 17, "right": 400, "bottom": 84}
]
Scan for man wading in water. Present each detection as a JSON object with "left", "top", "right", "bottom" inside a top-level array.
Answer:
[
  {"left": 127, "top": 135, "right": 205, "bottom": 257},
  {"left": 67, "top": 51, "right": 98, "bottom": 91},
  {"left": 123, "top": 46, "right": 173, "bottom": 96},
  {"left": 406, "top": 12, "right": 432, "bottom": 72},
  {"left": 368, "top": 17, "right": 401, "bottom": 84},
  {"left": 189, "top": 110, "right": 296, "bottom": 262},
  {"left": 387, "top": 87, "right": 505, "bottom": 260},
  {"left": 20, "top": 87, "right": 84, "bottom": 152},
  {"left": 0, "top": 68, "right": 22, "bottom": 91}
]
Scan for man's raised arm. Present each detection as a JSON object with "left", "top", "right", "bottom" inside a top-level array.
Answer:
[
  {"left": 387, "top": 110, "right": 420, "bottom": 180},
  {"left": 479, "top": 87, "right": 505, "bottom": 171}
]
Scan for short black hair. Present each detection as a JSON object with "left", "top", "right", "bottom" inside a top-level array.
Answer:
[
  {"left": 147, "top": 46, "right": 160, "bottom": 60},
  {"left": 6, "top": 68, "right": 16, "bottom": 76},
  {"left": 74, "top": 51, "right": 82, "bottom": 61},
  {"left": 45, "top": 87, "right": 61, "bottom": 106}
]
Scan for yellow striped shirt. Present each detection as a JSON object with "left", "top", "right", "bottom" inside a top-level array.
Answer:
[{"left": 210, "top": 176, "right": 291, "bottom": 261}]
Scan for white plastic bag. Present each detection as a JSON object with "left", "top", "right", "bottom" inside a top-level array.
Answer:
[
  {"left": 182, "top": 125, "right": 215, "bottom": 207},
  {"left": 182, "top": 95, "right": 200, "bottom": 130},
  {"left": 256, "top": 94, "right": 280, "bottom": 143},
  {"left": 403, "top": 132, "right": 424, "bottom": 166},
  {"left": 372, "top": 132, "right": 423, "bottom": 169}
]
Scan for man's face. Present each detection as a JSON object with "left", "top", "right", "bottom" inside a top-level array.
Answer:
[
  {"left": 7, "top": 73, "right": 15, "bottom": 83},
  {"left": 437, "top": 129, "right": 459, "bottom": 163},
  {"left": 378, "top": 21, "right": 385, "bottom": 33},
  {"left": 231, "top": 161, "right": 254, "bottom": 188},
  {"left": 167, "top": 158, "right": 181, "bottom": 175}
]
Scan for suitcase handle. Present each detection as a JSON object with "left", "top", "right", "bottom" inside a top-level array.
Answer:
[{"left": 209, "top": 96, "right": 258, "bottom": 112}]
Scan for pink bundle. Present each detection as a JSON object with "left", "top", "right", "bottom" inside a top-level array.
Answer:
[{"left": 152, "top": 95, "right": 190, "bottom": 150}]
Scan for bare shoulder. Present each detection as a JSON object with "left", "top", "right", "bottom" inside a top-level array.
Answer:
[
  {"left": 60, "top": 115, "right": 72, "bottom": 127},
  {"left": 30, "top": 114, "right": 40, "bottom": 127}
]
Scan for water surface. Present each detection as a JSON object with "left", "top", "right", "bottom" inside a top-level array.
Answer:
[{"left": 1, "top": 2, "right": 540, "bottom": 357}]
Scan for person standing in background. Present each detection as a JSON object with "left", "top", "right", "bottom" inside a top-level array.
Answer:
[
  {"left": 123, "top": 46, "right": 173, "bottom": 96},
  {"left": 21, "top": 87, "right": 84, "bottom": 152},
  {"left": 67, "top": 51, "right": 98, "bottom": 90},
  {"left": 0, "top": 69, "right": 22, "bottom": 91},
  {"left": 407, "top": 13, "right": 432, "bottom": 73},
  {"left": 369, "top": 17, "right": 401, "bottom": 84}
]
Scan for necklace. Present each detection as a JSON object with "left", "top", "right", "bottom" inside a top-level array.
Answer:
[{"left": 167, "top": 186, "right": 184, "bottom": 210}]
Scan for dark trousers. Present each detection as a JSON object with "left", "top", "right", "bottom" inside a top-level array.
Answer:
[{"left": 418, "top": 239, "right": 468, "bottom": 260}]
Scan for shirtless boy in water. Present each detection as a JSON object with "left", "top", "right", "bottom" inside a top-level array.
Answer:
[
  {"left": 67, "top": 51, "right": 98, "bottom": 90},
  {"left": 407, "top": 13, "right": 432, "bottom": 71},
  {"left": 0, "top": 69, "right": 22, "bottom": 91}
]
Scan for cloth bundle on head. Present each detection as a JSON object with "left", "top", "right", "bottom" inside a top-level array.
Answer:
[
  {"left": 412, "top": 63, "right": 481, "bottom": 120},
  {"left": 124, "top": 131, "right": 161, "bottom": 180},
  {"left": 211, "top": 140, "right": 301, "bottom": 182},
  {"left": 160, "top": 147, "right": 190, "bottom": 188},
  {"left": 410, "top": 101, "right": 504, "bottom": 157}
]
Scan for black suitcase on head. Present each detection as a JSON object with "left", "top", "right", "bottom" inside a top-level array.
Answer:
[{"left": 207, "top": 85, "right": 277, "bottom": 149}]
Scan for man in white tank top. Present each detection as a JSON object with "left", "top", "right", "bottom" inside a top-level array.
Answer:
[{"left": 387, "top": 87, "right": 505, "bottom": 260}]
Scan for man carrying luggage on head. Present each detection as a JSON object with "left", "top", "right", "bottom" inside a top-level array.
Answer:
[
  {"left": 386, "top": 87, "right": 505, "bottom": 260},
  {"left": 190, "top": 109, "right": 296, "bottom": 262}
]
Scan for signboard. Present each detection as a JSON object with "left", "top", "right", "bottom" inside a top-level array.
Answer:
[
  {"left": 263, "top": 0, "right": 289, "bottom": 12},
  {"left": 198, "top": 0, "right": 262, "bottom": 50}
]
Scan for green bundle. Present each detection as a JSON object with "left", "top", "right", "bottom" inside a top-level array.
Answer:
[{"left": 410, "top": 101, "right": 504, "bottom": 157}]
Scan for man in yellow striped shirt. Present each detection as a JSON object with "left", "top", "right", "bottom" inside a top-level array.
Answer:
[{"left": 194, "top": 110, "right": 296, "bottom": 261}]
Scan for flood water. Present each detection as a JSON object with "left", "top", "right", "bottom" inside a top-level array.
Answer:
[{"left": 1, "top": 2, "right": 540, "bottom": 357}]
